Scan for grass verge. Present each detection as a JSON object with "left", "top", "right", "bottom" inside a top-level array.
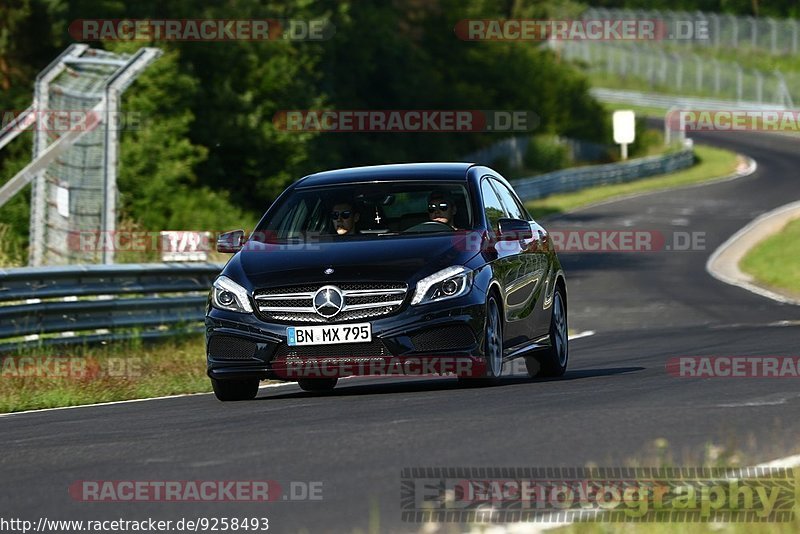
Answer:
[
  {"left": 0, "top": 334, "right": 211, "bottom": 413},
  {"left": 524, "top": 144, "right": 742, "bottom": 219},
  {"left": 740, "top": 217, "right": 800, "bottom": 298},
  {"left": 601, "top": 100, "right": 671, "bottom": 119}
]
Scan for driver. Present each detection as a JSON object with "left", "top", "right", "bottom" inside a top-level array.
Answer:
[
  {"left": 427, "top": 191, "right": 457, "bottom": 229},
  {"left": 331, "top": 201, "right": 360, "bottom": 235}
]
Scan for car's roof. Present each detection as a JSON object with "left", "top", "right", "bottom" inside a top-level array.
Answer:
[{"left": 296, "top": 162, "right": 476, "bottom": 188}]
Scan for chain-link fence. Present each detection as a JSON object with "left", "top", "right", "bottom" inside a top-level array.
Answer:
[
  {"left": 0, "top": 45, "right": 161, "bottom": 266},
  {"left": 560, "top": 40, "right": 794, "bottom": 107},
  {"left": 583, "top": 7, "right": 800, "bottom": 54},
  {"left": 558, "top": 8, "right": 800, "bottom": 108},
  {"left": 37, "top": 51, "right": 123, "bottom": 266}
]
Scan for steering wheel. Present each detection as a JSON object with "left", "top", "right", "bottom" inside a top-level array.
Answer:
[{"left": 403, "top": 220, "right": 454, "bottom": 233}]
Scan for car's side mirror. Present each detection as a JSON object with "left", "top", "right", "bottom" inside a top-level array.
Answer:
[
  {"left": 217, "top": 230, "right": 245, "bottom": 253},
  {"left": 498, "top": 218, "right": 533, "bottom": 241}
]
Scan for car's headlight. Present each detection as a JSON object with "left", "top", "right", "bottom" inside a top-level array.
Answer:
[
  {"left": 211, "top": 275, "right": 253, "bottom": 313},
  {"left": 411, "top": 266, "right": 474, "bottom": 306}
]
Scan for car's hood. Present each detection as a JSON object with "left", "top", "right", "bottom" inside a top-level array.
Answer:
[{"left": 222, "top": 234, "right": 482, "bottom": 290}]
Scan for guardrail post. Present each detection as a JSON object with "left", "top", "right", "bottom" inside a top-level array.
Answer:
[
  {"left": 710, "top": 13, "right": 720, "bottom": 48},
  {"left": 736, "top": 65, "right": 743, "bottom": 102},
  {"left": 755, "top": 70, "right": 763, "bottom": 103},
  {"left": 768, "top": 18, "right": 778, "bottom": 54},
  {"left": 729, "top": 14, "right": 738, "bottom": 48},
  {"left": 747, "top": 16, "right": 757, "bottom": 49},
  {"left": 694, "top": 54, "right": 703, "bottom": 92}
]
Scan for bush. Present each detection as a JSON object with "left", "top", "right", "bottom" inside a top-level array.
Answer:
[{"left": 524, "top": 135, "right": 574, "bottom": 174}]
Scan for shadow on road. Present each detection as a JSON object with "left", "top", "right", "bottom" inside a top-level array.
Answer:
[{"left": 257, "top": 366, "right": 644, "bottom": 400}]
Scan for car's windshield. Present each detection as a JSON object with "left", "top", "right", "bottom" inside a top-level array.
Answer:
[{"left": 253, "top": 181, "right": 473, "bottom": 242}]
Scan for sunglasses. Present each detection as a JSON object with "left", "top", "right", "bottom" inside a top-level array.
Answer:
[
  {"left": 330, "top": 210, "right": 352, "bottom": 220},
  {"left": 427, "top": 202, "right": 450, "bottom": 213}
]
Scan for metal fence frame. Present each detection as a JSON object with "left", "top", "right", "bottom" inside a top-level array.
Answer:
[
  {"left": 558, "top": 8, "right": 800, "bottom": 108},
  {"left": 583, "top": 7, "right": 800, "bottom": 54},
  {"left": 0, "top": 45, "right": 161, "bottom": 267}
]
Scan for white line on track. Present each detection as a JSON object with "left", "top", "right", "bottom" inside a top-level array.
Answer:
[
  {"left": 0, "top": 332, "right": 597, "bottom": 417},
  {"left": 0, "top": 382, "right": 295, "bottom": 418}
]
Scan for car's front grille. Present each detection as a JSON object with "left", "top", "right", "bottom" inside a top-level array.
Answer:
[
  {"left": 254, "top": 282, "right": 407, "bottom": 324},
  {"left": 410, "top": 325, "right": 477, "bottom": 352},
  {"left": 208, "top": 335, "right": 258, "bottom": 360}
]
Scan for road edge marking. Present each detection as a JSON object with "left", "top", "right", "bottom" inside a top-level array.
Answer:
[{"left": 706, "top": 190, "right": 800, "bottom": 306}]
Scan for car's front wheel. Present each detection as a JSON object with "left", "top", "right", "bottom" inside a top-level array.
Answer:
[
  {"left": 211, "top": 378, "right": 260, "bottom": 401},
  {"left": 460, "top": 294, "right": 503, "bottom": 385},
  {"left": 525, "top": 286, "right": 568, "bottom": 378}
]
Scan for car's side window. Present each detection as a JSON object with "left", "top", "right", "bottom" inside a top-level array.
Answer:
[
  {"left": 481, "top": 177, "right": 507, "bottom": 232},
  {"left": 491, "top": 178, "right": 529, "bottom": 221}
]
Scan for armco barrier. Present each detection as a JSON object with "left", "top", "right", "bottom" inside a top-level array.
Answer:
[
  {"left": 0, "top": 262, "right": 222, "bottom": 351},
  {"left": 512, "top": 145, "right": 694, "bottom": 201},
  {"left": 589, "top": 88, "right": 789, "bottom": 111}
]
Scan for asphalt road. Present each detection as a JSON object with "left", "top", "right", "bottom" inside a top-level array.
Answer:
[{"left": 2, "top": 130, "right": 800, "bottom": 533}]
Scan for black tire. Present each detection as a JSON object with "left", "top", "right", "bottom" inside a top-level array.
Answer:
[
  {"left": 297, "top": 378, "right": 338, "bottom": 392},
  {"left": 459, "top": 294, "right": 503, "bottom": 386},
  {"left": 525, "top": 286, "right": 568, "bottom": 378},
  {"left": 211, "top": 378, "right": 260, "bottom": 401}
]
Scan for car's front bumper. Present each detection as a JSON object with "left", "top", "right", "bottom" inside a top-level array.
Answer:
[{"left": 206, "top": 290, "right": 488, "bottom": 381}]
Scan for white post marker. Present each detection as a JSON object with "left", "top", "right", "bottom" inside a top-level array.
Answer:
[{"left": 612, "top": 110, "right": 636, "bottom": 160}]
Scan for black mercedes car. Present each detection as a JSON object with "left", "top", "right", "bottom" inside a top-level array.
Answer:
[{"left": 206, "top": 163, "right": 568, "bottom": 401}]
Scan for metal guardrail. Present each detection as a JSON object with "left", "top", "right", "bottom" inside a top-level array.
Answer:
[
  {"left": 0, "top": 262, "right": 222, "bottom": 351},
  {"left": 590, "top": 88, "right": 788, "bottom": 110},
  {"left": 462, "top": 134, "right": 610, "bottom": 170},
  {"left": 512, "top": 145, "right": 695, "bottom": 201}
]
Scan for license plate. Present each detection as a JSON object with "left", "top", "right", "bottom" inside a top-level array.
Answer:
[{"left": 287, "top": 323, "right": 372, "bottom": 346}]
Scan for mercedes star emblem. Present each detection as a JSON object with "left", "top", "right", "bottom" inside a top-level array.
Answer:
[{"left": 313, "top": 285, "right": 344, "bottom": 318}]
